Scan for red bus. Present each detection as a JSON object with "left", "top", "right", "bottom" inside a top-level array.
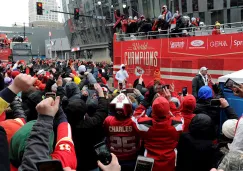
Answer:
[{"left": 113, "top": 30, "right": 243, "bottom": 93}]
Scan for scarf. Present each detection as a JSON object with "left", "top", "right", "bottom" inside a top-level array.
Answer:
[{"left": 199, "top": 72, "right": 208, "bottom": 86}]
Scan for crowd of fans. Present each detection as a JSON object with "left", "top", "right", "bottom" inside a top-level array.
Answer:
[
  {"left": 0, "top": 59, "right": 242, "bottom": 171},
  {"left": 114, "top": 5, "right": 223, "bottom": 37}
]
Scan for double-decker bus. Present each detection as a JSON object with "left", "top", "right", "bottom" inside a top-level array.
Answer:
[{"left": 113, "top": 22, "right": 243, "bottom": 93}]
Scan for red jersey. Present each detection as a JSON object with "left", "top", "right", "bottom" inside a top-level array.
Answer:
[
  {"left": 121, "top": 19, "right": 128, "bottom": 33},
  {"left": 51, "top": 122, "right": 77, "bottom": 170},
  {"left": 103, "top": 116, "right": 141, "bottom": 161}
]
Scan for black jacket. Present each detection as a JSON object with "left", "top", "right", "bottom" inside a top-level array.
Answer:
[
  {"left": 176, "top": 114, "right": 222, "bottom": 171},
  {"left": 194, "top": 99, "right": 238, "bottom": 126},
  {"left": 192, "top": 74, "right": 207, "bottom": 98},
  {"left": 72, "top": 97, "right": 109, "bottom": 171},
  {"left": 0, "top": 126, "right": 10, "bottom": 171}
]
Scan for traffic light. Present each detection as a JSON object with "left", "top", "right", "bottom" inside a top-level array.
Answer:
[
  {"left": 36, "top": 2, "right": 43, "bottom": 15},
  {"left": 74, "top": 8, "right": 79, "bottom": 20}
]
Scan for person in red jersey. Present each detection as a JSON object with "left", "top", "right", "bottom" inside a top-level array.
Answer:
[
  {"left": 132, "top": 89, "right": 183, "bottom": 171},
  {"left": 104, "top": 93, "right": 141, "bottom": 171}
]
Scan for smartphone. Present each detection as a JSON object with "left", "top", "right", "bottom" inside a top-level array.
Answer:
[
  {"left": 134, "top": 156, "right": 154, "bottom": 171},
  {"left": 210, "top": 99, "right": 221, "bottom": 107},
  {"left": 88, "top": 84, "right": 95, "bottom": 90},
  {"left": 45, "top": 92, "right": 56, "bottom": 100},
  {"left": 224, "top": 78, "right": 241, "bottom": 89},
  {"left": 182, "top": 87, "right": 188, "bottom": 96},
  {"left": 162, "top": 85, "right": 170, "bottom": 89},
  {"left": 94, "top": 141, "right": 112, "bottom": 166},
  {"left": 36, "top": 160, "right": 63, "bottom": 171},
  {"left": 126, "top": 88, "right": 134, "bottom": 93}
]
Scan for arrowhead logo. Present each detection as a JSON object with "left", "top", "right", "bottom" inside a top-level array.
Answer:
[
  {"left": 110, "top": 93, "right": 131, "bottom": 109},
  {"left": 135, "top": 66, "right": 145, "bottom": 76}
]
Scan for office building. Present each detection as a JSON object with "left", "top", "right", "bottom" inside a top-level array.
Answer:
[{"left": 29, "top": 0, "right": 60, "bottom": 27}]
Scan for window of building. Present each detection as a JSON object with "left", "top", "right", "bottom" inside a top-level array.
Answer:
[
  {"left": 142, "top": 0, "right": 149, "bottom": 18},
  {"left": 227, "top": 9, "right": 231, "bottom": 22},
  {"left": 192, "top": 0, "right": 198, "bottom": 11},
  {"left": 239, "top": 0, "right": 243, "bottom": 6},
  {"left": 131, "top": 0, "right": 139, "bottom": 17},
  {"left": 231, "top": 0, "right": 238, "bottom": 7},
  {"left": 211, "top": 10, "right": 224, "bottom": 25},
  {"left": 224, "top": 0, "right": 227, "bottom": 8},
  {"left": 199, "top": 12, "right": 205, "bottom": 22},
  {"left": 182, "top": 0, "right": 187, "bottom": 13},
  {"left": 174, "top": 0, "right": 179, "bottom": 11},
  {"left": 208, "top": 0, "right": 214, "bottom": 9}
]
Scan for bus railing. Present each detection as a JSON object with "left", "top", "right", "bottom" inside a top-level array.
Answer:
[{"left": 115, "top": 26, "right": 243, "bottom": 41}]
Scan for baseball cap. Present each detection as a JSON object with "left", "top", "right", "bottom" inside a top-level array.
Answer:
[
  {"left": 162, "top": 5, "right": 167, "bottom": 8},
  {"left": 200, "top": 67, "right": 208, "bottom": 71}
]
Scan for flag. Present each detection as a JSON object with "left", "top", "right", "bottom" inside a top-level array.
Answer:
[{"left": 49, "top": 31, "right": 52, "bottom": 37}]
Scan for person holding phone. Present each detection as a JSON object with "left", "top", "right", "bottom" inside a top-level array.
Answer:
[{"left": 194, "top": 86, "right": 238, "bottom": 136}]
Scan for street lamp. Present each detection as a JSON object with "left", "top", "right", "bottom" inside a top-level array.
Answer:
[
  {"left": 123, "top": 4, "right": 127, "bottom": 8},
  {"left": 97, "top": 1, "right": 102, "bottom": 5}
]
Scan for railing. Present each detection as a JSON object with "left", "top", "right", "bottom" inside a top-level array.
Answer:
[
  {"left": 115, "top": 21, "right": 243, "bottom": 41},
  {"left": 115, "top": 26, "right": 243, "bottom": 41}
]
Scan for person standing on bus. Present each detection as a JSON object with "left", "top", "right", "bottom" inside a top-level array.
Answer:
[
  {"left": 115, "top": 64, "right": 129, "bottom": 89},
  {"left": 192, "top": 67, "right": 208, "bottom": 98},
  {"left": 162, "top": 5, "right": 172, "bottom": 24}
]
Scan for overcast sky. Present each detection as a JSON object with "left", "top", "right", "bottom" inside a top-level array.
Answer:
[{"left": 0, "top": 0, "right": 62, "bottom": 27}]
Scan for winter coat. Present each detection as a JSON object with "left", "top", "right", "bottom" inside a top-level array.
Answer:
[
  {"left": 192, "top": 74, "right": 207, "bottom": 98},
  {"left": 180, "top": 95, "right": 196, "bottom": 132},
  {"left": 132, "top": 97, "right": 183, "bottom": 171},
  {"left": 104, "top": 116, "right": 141, "bottom": 161},
  {"left": 218, "top": 117, "right": 243, "bottom": 170},
  {"left": 139, "top": 21, "right": 152, "bottom": 33},
  {"left": 176, "top": 114, "right": 221, "bottom": 171},
  {"left": 72, "top": 97, "right": 109, "bottom": 171},
  {"left": 194, "top": 86, "right": 238, "bottom": 126},
  {"left": 0, "top": 126, "right": 10, "bottom": 171},
  {"left": 0, "top": 88, "right": 16, "bottom": 171}
]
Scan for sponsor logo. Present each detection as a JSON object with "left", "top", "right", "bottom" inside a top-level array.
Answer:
[
  {"left": 189, "top": 40, "right": 205, "bottom": 49},
  {"left": 234, "top": 40, "right": 243, "bottom": 47},
  {"left": 191, "top": 40, "right": 204, "bottom": 47},
  {"left": 170, "top": 41, "right": 185, "bottom": 49},
  {"left": 210, "top": 41, "right": 228, "bottom": 47}
]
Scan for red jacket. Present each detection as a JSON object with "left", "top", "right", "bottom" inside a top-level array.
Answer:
[
  {"left": 132, "top": 97, "right": 183, "bottom": 171},
  {"left": 180, "top": 95, "right": 196, "bottom": 132},
  {"left": 212, "top": 29, "right": 221, "bottom": 35},
  {"left": 103, "top": 116, "right": 141, "bottom": 161},
  {"left": 121, "top": 19, "right": 128, "bottom": 33}
]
